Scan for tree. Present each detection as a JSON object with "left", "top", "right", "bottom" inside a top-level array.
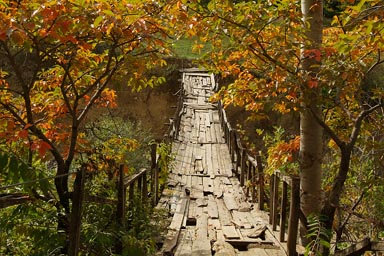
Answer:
[
  {"left": 182, "top": 0, "right": 384, "bottom": 254},
  {"left": 0, "top": 0, "right": 175, "bottom": 253},
  {"left": 300, "top": 0, "right": 324, "bottom": 221}
]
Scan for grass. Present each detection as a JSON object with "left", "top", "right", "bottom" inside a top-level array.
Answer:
[{"left": 170, "top": 37, "right": 212, "bottom": 59}]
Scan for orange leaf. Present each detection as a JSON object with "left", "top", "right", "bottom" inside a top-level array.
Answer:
[
  {"left": 308, "top": 79, "right": 318, "bottom": 88},
  {"left": 18, "top": 129, "right": 29, "bottom": 139},
  {"left": 38, "top": 141, "right": 52, "bottom": 158}
]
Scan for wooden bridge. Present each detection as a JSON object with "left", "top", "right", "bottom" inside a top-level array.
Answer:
[
  {"left": 118, "top": 69, "right": 384, "bottom": 256},
  {"left": 156, "top": 69, "right": 293, "bottom": 256}
]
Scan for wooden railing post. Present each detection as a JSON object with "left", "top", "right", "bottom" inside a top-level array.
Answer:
[
  {"left": 137, "top": 173, "right": 142, "bottom": 199},
  {"left": 151, "top": 143, "right": 159, "bottom": 206},
  {"left": 230, "top": 130, "right": 236, "bottom": 163},
  {"left": 287, "top": 176, "right": 300, "bottom": 256},
  {"left": 129, "top": 183, "right": 135, "bottom": 208},
  {"left": 280, "top": 180, "right": 288, "bottom": 242},
  {"left": 272, "top": 172, "right": 280, "bottom": 231},
  {"left": 141, "top": 172, "right": 148, "bottom": 203},
  {"left": 117, "top": 165, "right": 126, "bottom": 228},
  {"left": 240, "top": 148, "right": 246, "bottom": 186},
  {"left": 116, "top": 165, "right": 126, "bottom": 254},
  {"left": 251, "top": 165, "right": 257, "bottom": 203},
  {"left": 256, "top": 152, "right": 264, "bottom": 210},
  {"left": 269, "top": 173, "right": 274, "bottom": 225}
]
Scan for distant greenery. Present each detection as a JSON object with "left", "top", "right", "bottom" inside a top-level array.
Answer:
[
  {"left": 0, "top": 115, "right": 168, "bottom": 255},
  {"left": 171, "top": 37, "right": 211, "bottom": 59}
]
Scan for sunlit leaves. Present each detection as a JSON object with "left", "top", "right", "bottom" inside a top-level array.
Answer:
[{"left": 0, "top": 0, "right": 175, "bottom": 163}]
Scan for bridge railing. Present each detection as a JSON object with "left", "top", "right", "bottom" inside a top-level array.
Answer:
[{"left": 217, "top": 101, "right": 300, "bottom": 256}]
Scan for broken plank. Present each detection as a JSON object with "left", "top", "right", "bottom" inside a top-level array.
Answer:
[
  {"left": 207, "top": 195, "right": 219, "bottom": 219},
  {"left": 192, "top": 213, "right": 212, "bottom": 256},
  {"left": 223, "top": 192, "right": 239, "bottom": 211},
  {"left": 174, "top": 228, "right": 195, "bottom": 256},
  {"left": 203, "top": 176, "right": 214, "bottom": 194},
  {"left": 163, "top": 197, "right": 189, "bottom": 255},
  {"left": 222, "top": 225, "right": 240, "bottom": 239},
  {"left": 232, "top": 211, "right": 254, "bottom": 229},
  {"left": 216, "top": 198, "right": 233, "bottom": 226},
  {"left": 169, "top": 197, "right": 189, "bottom": 230}
]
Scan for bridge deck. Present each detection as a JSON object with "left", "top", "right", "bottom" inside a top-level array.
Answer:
[{"left": 158, "top": 71, "right": 287, "bottom": 256}]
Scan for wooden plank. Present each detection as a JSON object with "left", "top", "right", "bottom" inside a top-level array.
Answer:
[
  {"left": 213, "top": 178, "right": 223, "bottom": 198},
  {"left": 334, "top": 238, "right": 371, "bottom": 256},
  {"left": 191, "top": 213, "right": 212, "bottom": 256},
  {"left": 264, "top": 248, "right": 287, "bottom": 256},
  {"left": 196, "top": 198, "right": 207, "bottom": 207},
  {"left": 205, "top": 144, "right": 214, "bottom": 177},
  {"left": 174, "top": 228, "right": 195, "bottom": 256},
  {"left": 184, "top": 142, "right": 194, "bottom": 175},
  {"left": 187, "top": 199, "right": 197, "bottom": 224},
  {"left": 203, "top": 176, "right": 214, "bottom": 194},
  {"left": 195, "top": 159, "right": 204, "bottom": 174},
  {"left": 220, "top": 143, "right": 233, "bottom": 177},
  {"left": 207, "top": 218, "right": 217, "bottom": 242},
  {"left": 211, "top": 144, "right": 221, "bottom": 176},
  {"left": 163, "top": 197, "right": 189, "bottom": 255},
  {"left": 207, "top": 195, "right": 219, "bottom": 219},
  {"left": 223, "top": 192, "right": 239, "bottom": 211},
  {"left": 210, "top": 118, "right": 218, "bottom": 143},
  {"left": 190, "top": 176, "right": 204, "bottom": 200},
  {"left": 232, "top": 211, "right": 254, "bottom": 229},
  {"left": 237, "top": 248, "right": 269, "bottom": 256},
  {"left": 222, "top": 225, "right": 240, "bottom": 239},
  {"left": 169, "top": 197, "right": 188, "bottom": 230},
  {"left": 216, "top": 198, "right": 232, "bottom": 226},
  {"left": 372, "top": 241, "right": 384, "bottom": 251}
]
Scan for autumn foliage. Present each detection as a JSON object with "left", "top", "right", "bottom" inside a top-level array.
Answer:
[{"left": 0, "top": 0, "right": 179, "bottom": 253}]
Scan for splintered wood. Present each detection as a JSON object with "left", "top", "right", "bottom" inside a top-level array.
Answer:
[{"left": 159, "top": 70, "right": 287, "bottom": 256}]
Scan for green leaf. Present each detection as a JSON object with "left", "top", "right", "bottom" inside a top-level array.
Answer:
[
  {"left": 103, "top": 10, "right": 114, "bottom": 17},
  {"left": 0, "top": 153, "right": 9, "bottom": 171},
  {"left": 94, "top": 16, "right": 103, "bottom": 28}
]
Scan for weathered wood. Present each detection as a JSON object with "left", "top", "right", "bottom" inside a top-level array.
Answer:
[
  {"left": 222, "top": 225, "right": 240, "bottom": 239},
  {"left": 203, "top": 176, "right": 214, "bottom": 194},
  {"left": 161, "top": 71, "right": 295, "bottom": 256},
  {"left": 371, "top": 241, "right": 384, "bottom": 251},
  {"left": 287, "top": 177, "right": 300, "bottom": 256},
  {"left": 240, "top": 148, "right": 246, "bottom": 187},
  {"left": 269, "top": 173, "right": 274, "bottom": 225},
  {"left": 174, "top": 228, "right": 194, "bottom": 256},
  {"left": 280, "top": 181, "right": 288, "bottom": 242},
  {"left": 151, "top": 144, "right": 159, "bottom": 206},
  {"left": 117, "top": 165, "right": 126, "bottom": 229},
  {"left": 163, "top": 197, "right": 189, "bottom": 255},
  {"left": 192, "top": 213, "right": 212, "bottom": 255},
  {"left": 207, "top": 195, "right": 219, "bottom": 219},
  {"left": 169, "top": 197, "right": 189, "bottom": 230},
  {"left": 272, "top": 173, "right": 280, "bottom": 231},
  {"left": 237, "top": 248, "right": 269, "bottom": 256},
  {"left": 334, "top": 238, "right": 371, "bottom": 256},
  {"left": 256, "top": 152, "right": 265, "bottom": 210},
  {"left": 216, "top": 198, "right": 233, "bottom": 226},
  {"left": 223, "top": 192, "right": 239, "bottom": 211}
]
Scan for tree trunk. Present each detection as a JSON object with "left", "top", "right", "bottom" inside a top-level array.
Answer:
[
  {"left": 55, "top": 161, "right": 71, "bottom": 254},
  {"left": 69, "top": 167, "right": 85, "bottom": 256},
  {"left": 321, "top": 146, "right": 352, "bottom": 254},
  {"left": 299, "top": 0, "right": 324, "bottom": 244}
]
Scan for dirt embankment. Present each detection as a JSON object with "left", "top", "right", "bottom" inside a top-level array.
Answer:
[
  {"left": 114, "top": 58, "right": 193, "bottom": 140},
  {"left": 115, "top": 58, "right": 299, "bottom": 146}
]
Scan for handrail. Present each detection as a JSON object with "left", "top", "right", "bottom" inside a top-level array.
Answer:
[{"left": 217, "top": 100, "right": 300, "bottom": 256}]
